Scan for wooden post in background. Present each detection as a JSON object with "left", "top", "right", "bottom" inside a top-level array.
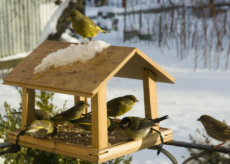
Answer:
[
  {"left": 21, "top": 87, "right": 36, "bottom": 128},
  {"left": 74, "top": 96, "right": 88, "bottom": 114},
  {"left": 143, "top": 69, "right": 159, "bottom": 130},
  {"left": 91, "top": 84, "right": 108, "bottom": 149}
]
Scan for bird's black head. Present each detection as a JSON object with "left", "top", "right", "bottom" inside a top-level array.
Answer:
[
  {"left": 125, "top": 95, "right": 139, "bottom": 102},
  {"left": 120, "top": 117, "right": 131, "bottom": 129}
]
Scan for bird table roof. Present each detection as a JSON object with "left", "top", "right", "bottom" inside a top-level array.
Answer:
[{"left": 2, "top": 40, "right": 175, "bottom": 97}]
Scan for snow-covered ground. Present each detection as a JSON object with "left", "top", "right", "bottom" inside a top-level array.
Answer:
[
  {"left": 1, "top": 31, "right": 229, "bottom": 163},
  {"left": 1, "top": 7, "right": 230, "bottom": 164}
]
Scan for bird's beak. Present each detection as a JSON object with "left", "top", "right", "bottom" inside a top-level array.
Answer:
[
  {"left": 197, "top": 118, "right": 201, "bottom": 121},
  {"left": 86, "top": 104, "right": 90, "bottom": 107},
  {"left": 135, "top": 99, "right": 139, "bottom": 102}
]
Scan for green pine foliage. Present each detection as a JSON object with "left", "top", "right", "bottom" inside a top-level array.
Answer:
[
  {"left": 185, "top": 129, "right": 230, "bottom": 164},
  {"left": 0, "top": 89, "right": 132, "bottom": 164}
]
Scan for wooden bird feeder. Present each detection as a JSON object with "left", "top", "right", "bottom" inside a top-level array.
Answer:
[{"left": 2, "top": 40, "right": 175, "bottom": 163}]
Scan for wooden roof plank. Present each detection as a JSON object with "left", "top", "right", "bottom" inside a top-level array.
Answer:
[
  {"left": 3, "top": 40, "right": 175, "bottom": 96},
  {"left": 114, "top": 49, "right": 175, "bottom": 83}
]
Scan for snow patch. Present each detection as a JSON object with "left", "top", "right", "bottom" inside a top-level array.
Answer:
[
  {"left": 34, "top": 40, "right": 110, "bottom": 74},
  {"left": 0, "top": 52, "right": 30, "bottom": 62},
  {"left": 60, "top": 33, "right": 80, "bottom": 43}
]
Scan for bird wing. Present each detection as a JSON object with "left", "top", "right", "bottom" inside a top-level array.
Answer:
[
  {"left": 128, "top": 117, "right": 147, "bottom": 131},
  {"left": 51, "top": 107, "right": 74, "bottom": 120},
  {"left": 224, "top": 129, "right": 230, "bottom": 133},
  {"left": 26, "top": 120, "right": 47, "bottom": 133},
  {"left": 82, "top": 17, "right": 101, "bottom": 31},
  {"left": 206, "top": 119, "right": 230, "bottom": 133},
  {"left": 107, "top": 98, "right": 124, "bottom": 113},
  {"left": 223, "top": 126, "right": 230, "bottom": 133},
  {"left": 135, "top": 118, "right": 154, "bottom": 130},
  {"left": 78, "top": 118, "right": 91, "bottom": 126},
  {"left": 72, "top": 116, "right": 91, "bottom": 125}
]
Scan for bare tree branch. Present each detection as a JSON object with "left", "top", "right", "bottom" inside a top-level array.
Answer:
[{"left": 165, "top": 140, "right": 230, "bottom": 154}]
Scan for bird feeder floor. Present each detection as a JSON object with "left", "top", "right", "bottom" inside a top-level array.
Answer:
[{"left": 8, "top": 127, "right": 172, "bottom": 163}]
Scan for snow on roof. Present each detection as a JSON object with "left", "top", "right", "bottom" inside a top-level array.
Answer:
[{"left": 34, "top": 40, "right": 110, "bottom": 74}]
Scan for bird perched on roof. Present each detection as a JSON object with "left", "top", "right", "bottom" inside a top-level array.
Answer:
[
  {"left": 69, "top": 10, "right": 108, "bottom": 43},
  {"left": 69, "top": 114, "right": 115, "bottom": 132},
  {"left": 198, "top": 115, "right": 230, "bottom": 148},
  {"left": 50, "top": 101, "right": 89, "bottom": 125},
  {"left": 120, "top": 115, "right": 168, "bottom": 140},
  {"left": 16, "top": 120, "right": 57, "bottom": 141},
  {"left": 107, "top": 95, "right": 139, "bottom": 120}
]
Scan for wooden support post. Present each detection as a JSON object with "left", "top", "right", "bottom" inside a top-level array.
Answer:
[
  {"left": 143, "top": 69, "right": 159, "bottom": 130},
  {"left": 91, "top": 84, "right": 108, "bottom": 149},
  {"left": 74, "top": 96, "right": 88, "bottom": 114},
  {"left": 21, "top": 87, "right": 36, "bottom": 128}
]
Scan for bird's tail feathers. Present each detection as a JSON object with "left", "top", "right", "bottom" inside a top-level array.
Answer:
[
  {"left": 100, "top": 29, "right": 109, "bottom": 33},
  {"left": 150, "top": 115, "right": 168, "bottom": 123}
]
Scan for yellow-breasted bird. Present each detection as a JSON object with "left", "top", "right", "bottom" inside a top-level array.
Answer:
[
  {"left": 120, "top": 115, "right": 168, "bottom": 140},
  {"left": 16, "top": 120, "right": 57, "bottom": 141},
  {"left": 69, "top": 114, "right": 115, "bottom": 132},
  {"left": 69, "top": 10, "right": 108, "bottom": 43},
  {"left": 107, "top": 95, "right": 139, "bottom": 120},
  {"left": 198, "top": 115, "right": 230, "bottom": 148},
  {"left": 50, "top": 101, "right": 89, "bottom": 124}
]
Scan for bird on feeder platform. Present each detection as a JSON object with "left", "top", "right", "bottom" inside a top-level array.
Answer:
[
  {"left": 107, "top": 95, "right": 139, "bottom": 121},
  {"left": 120, "top": 115, "right": 168, "bottom": 155},
  {"left": 16, "top": 120, "right": 57, "bottom": 142},
  {"left": 120, "top": 115, "right": 168, "bottom": 140},
  {"left": 198, "top": 115, "right": 230, "bottom": 148},
  {"left": 12, "top": 109, "right": 51, "bottom": 121},
  {"left": 69, "top": 114, "right": 115, "bottom": 132},
  {"left": 50, "top": 101, "right": 89, "bottom": 125},
  {"left": 69, "top": 10, "right": 109, "bottom": 44}
]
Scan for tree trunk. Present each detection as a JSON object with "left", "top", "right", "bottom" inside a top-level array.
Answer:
[{"left": 47, "top": 0, "right": 85, "bottom": 41}]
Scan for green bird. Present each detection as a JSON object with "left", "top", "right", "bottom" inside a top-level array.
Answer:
[
  {"left": 50, "top": 101, "right": 89, "bottom": 124},
  {"left": 69, "top": 115, "right": 115, "bottom": 132},
  {"left": 16, "top": 120, "right": 57, "bottom": 141},
  {"left": 120, "top": 115, "right": 168, "bottom": 140},
  {"left": 12, "top": 109, "right": 50, "bottom": 121},
  {"left": 198, "top": 115, "right": 230, "bottom": 148},
  {"left": 69, "top": 10, "right": 108, "bottom": 43},
  {"left": 107, "top": 95, "right": 139, "bottom": 120}
]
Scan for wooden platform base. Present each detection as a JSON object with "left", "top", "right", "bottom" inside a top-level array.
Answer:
[{"left": 8, "top": 127, "right": 172, "bottom": 163}]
